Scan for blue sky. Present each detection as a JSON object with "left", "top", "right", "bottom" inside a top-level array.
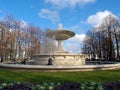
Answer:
[{"left": 0, "top": 0, "right": 120, "bottom": 53}]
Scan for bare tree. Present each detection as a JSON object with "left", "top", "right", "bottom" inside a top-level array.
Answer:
[
  {"left": 101, "top": 15, "right": 120, "bottom": 60},
  {"left": 0, "top": 14, "right": 15, "bottom": 61},
  {"left": 0, "top": 14, "right": 43, "bottom": 62},
  {"left": 82, "top": 14, "right": 120, "bottom": 61},
  {"left": 0, "top": 25, "right": 6, "bottom": 62}
]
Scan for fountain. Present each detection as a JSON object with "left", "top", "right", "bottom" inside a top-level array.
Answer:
[
  {"left": 46, "top": 24, "right": 75, "bottom": 53},
  {"left": 33, "top": 24, "right": 86, "bottom": 66},
  {"left": 0, "top": 24, "right": 120, "bottom": 71}
]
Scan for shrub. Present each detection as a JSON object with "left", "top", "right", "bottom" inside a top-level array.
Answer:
[
  {"left": 55, "top": 82, "right": 80, "bottom": 90},
  {"left": 103, "top": 82, "right": 120, "bottom": 90},
  {"left": 0, "top": 81, "right": 120, "bottom": 90}
]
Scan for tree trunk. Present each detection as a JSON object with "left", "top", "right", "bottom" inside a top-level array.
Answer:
[{"left": 114, "top": 33, "right": 119, "bottom": 61}]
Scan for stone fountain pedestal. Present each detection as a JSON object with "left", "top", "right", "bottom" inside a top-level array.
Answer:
[{"left": 33, "top": 24, "right": 86, "bottom": 66}]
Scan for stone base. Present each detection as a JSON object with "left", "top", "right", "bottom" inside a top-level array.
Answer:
[{"left": 32, "top": 53, "right": 86, "bottom": 66}]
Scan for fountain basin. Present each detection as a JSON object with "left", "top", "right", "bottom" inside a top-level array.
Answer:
[
  {"left": 32, "top": 53, "right": 86, "bottom": 66},
  {"left": 0, "top": 63, "right": 120, "bottom": 72},
  {"left": 46, "top": 30, "right": 75, "bottom": 40}
]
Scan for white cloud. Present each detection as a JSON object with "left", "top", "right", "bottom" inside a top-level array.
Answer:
[
  {"left": 39, "top": 9, "right": 60, "bottom": 24},
  {"left": 20, "top": 19, "right": 28, "bottom": 28},
  {"left": 45, "top": 0, "right": 96, "bottom": 8},
  {"left": 64, "top": 43, "right": 80, "bottom": 53},
  {"left": 67, "top": 34, "right": 86, "bottom": 42},
  {"left": 69, "top": 23, "right": 84, "bottom": 32},
  {"left": 63, "top": 33, "right": 86, "bottom": 53},
  {"left": 87, "top": 10, "right": 117, "bottom": 26}
]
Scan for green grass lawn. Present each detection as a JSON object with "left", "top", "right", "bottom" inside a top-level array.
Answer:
[{"left": 0, "top": 69, "right": 120, "bottom": 83}]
